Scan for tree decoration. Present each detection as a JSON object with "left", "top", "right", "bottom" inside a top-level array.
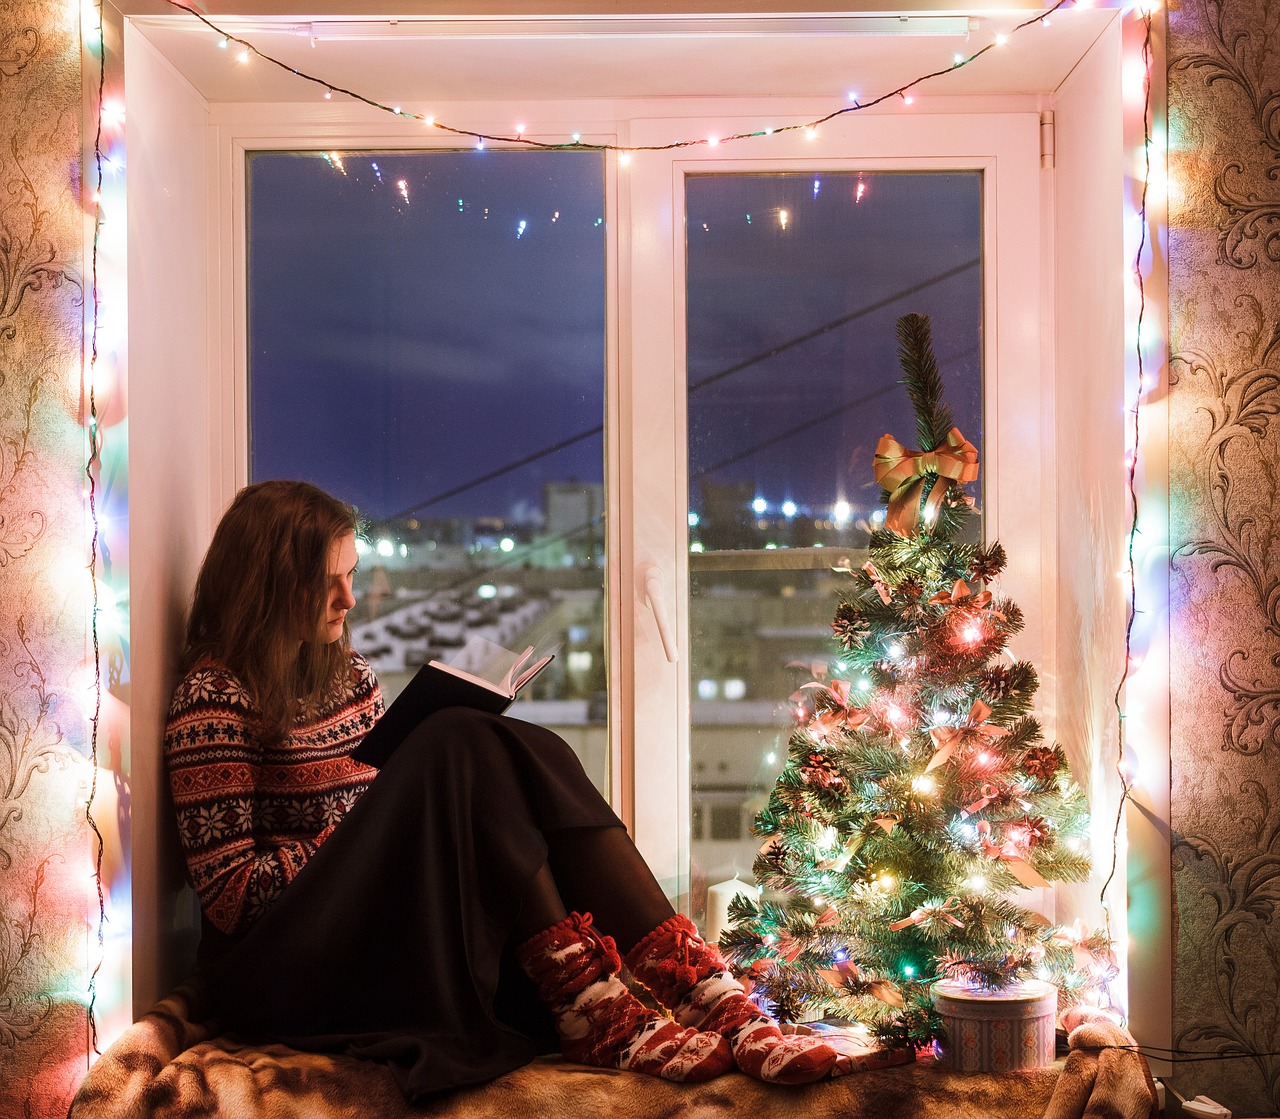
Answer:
[{"left": 719, "top": 313, "right": 1111, "bottom": 1049}]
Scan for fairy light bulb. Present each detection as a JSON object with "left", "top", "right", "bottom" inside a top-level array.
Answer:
[
  {"left": 912, "top": 775, "right": 937, "bottom": 796},
  {"left": 995, "top": 33, "right": 1008, "bottom": 46},
  {"left": 977, "top": 751, "right": 993, "bottom": 766},
  {"left": 967, "top": 875, "right": 988, "bottom": 893},
  {"left": 619, "top": 152, "right": 632, "bottom": 167},
  {"left": 779, "top": 209, "right": 788, "bottom": 230},
  {"left": 236, "top": 48, "right": 250, "bottom": 64},
  {"left": 888, "top": 643, "right": 905, "bottom": 659},
  {"left": 963, "top": 623, "right": 983, "bottom": 644}
]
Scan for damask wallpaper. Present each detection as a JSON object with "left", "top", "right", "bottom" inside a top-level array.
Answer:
[
  {"left": 1168, "top": 0, "right": 1280, "bottom": 1112},
  {"left": 0, "top": 2, "right": 99, "bottom": 1116}
]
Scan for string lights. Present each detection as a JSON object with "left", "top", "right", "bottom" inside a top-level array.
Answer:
[
  {"left": 159, "top": 0, "right": 1075, "bottom": 154},
  {"left": 84, "top": 0, "right": 107, "bottom": 1057},
  {"left": 69, "top": 0, "right": 1184, "bottom": 1067}
]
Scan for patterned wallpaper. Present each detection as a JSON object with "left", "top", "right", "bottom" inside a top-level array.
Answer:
[
  {"left": 1168, "top": 0, "right": 1280, "bottom": 1113},
  {"left": 0, "top": 2, "right": 97, "bottom": 1115}
]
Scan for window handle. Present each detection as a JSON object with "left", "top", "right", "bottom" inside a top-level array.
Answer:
[{"left": 642, "top": 565, "right": 679, "bottom": 663}]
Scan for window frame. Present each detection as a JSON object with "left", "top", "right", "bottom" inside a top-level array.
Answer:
[
  {"left": 623, "top": 112, "right": 1048, "bottom": 903},
  {"left": 202, "top": 103, "right": 1049, "bottom": 907}
]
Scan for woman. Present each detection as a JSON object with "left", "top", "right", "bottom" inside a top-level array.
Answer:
[{"left": 165, "top": 480, "right": 845, "bottom": 1099}]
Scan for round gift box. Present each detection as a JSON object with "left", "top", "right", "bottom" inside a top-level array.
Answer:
[{"left": 932, "top": 980, "right": 1057, "bottom": 1072}]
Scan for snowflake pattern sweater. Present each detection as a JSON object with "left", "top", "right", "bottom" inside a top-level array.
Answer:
[{"left": 164, "top": 652, "right": 383, "bottom": 936}]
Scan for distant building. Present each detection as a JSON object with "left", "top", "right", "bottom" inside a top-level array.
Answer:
[{"left": 542, "top": 480, "right": 605, "bottom": 568}]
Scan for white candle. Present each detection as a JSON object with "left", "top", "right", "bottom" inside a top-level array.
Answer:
[{"left": 704, "top": 877, "right": 759, "bottom": 945}]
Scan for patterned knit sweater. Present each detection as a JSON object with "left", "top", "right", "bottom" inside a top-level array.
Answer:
[{"left": 164, "top": 652, "right": 383, "bottom": 936}]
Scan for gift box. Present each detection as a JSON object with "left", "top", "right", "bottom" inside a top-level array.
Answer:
[{"left": 932, "top": 980, "right": 1057, "bottom": 1072}]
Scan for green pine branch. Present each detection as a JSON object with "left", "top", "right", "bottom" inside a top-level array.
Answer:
[{"left": 896, "top": 313, "right": 955, "bottom": 453}]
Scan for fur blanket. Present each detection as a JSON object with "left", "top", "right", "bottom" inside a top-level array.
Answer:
[{"left": 67, "top": 985, "right": 1157, "bottom": 1119}]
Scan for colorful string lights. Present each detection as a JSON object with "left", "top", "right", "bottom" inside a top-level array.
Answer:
[
  {"left": 69, "top": 0, "right": 1175, "bottom": 1063},
  {"left": 159, "top": 0, "right": 1075, "bottom": 153}
]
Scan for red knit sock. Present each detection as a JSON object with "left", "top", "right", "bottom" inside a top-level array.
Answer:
[
  {"left": 625, "top": 914, "right": 843, "bottom": 1085},
  {"left": 517, "top": 912, "right": 732, "bottom": 1083}
]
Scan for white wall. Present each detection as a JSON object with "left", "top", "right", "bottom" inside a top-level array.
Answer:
[
  {"left": 125, "top": 21, "right": 213, "bottom": 1010},
  {"left": 1049, "top": 14, "right": 1146, "bottom": 1037}
]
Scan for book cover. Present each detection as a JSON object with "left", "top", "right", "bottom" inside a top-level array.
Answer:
[{"left": 352, "top": 644, "right": 554, "bottom": 768}]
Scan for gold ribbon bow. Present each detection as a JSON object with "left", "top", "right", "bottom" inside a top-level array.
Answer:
[
  {"left": 862, "top": 561, "right": 892, "bottom": 605},
  {"left": 874, "top": 427, "right": 979, "bottom": 535},
  {"left": 772, "top": 931, "right": 804, "bottom": 963},
  {"left": 872, "top": 812, "right": 901, "bottom": 835},
  {"left": 889, "top": 896, "right": 965, "bottom": 933},
  {"left": 800, "top": 680, "right": 871, "bottom": 741},
  {"left": 926, "top": 700, "right": 1011, "bottom": 772},
  {"left": 975, "top": 820, "right": 1050, "bottom": 889},
  {"left": 928, "top": 578, "right": 993, "bottom": 610},
  {"left": 961, "top": 783, "right": 1001, "bottom": 819}
]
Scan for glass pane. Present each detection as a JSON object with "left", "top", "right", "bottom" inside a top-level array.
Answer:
[
  {"left": 684, "top": 172, "right": 983, "bottom": 931},
  {"left": 248, "top": 149, "right": 610, "bottom": 794}
]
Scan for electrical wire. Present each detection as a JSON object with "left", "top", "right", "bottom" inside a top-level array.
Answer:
[
  {"left": 159, "top": 0, "right": 1072, "bottom": 153},
  {"left": 84, "top": 0, "right": 109, "bottom": 1058},
  {"left": 373, "top": 259, "right": 979, "bottom": 527}
]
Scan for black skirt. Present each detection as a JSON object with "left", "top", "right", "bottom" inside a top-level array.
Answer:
[{"left": 199, "top": 706, "right": 624, "bottom": 1099}]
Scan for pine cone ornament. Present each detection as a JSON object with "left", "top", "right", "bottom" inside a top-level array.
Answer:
[
  {"left": 968, "top": 543, "right": 1007, "bottom": 583},
  {"left": 979, "top": 665, "right": 1015, "bottom": 703},
  {"left": 1022, "top": 747, "right": 1059, "bottom": 782},
  {"left": 1015, "top": 815, "right": 1051, "bottom": 847},
  {"left": 800, "top": 751, "right": 843, "bottom": 788}
]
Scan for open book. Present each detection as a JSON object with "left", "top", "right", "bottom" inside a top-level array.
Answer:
[{"left": 352, "top": 643, "right": 554, "bottom": 768}]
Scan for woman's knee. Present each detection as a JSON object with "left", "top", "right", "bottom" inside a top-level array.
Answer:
[{"left": 388, "top": 706, "right": 512, "bottom": 775}]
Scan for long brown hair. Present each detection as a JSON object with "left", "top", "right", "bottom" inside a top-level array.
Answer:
[{"left": 183, "top": 480, "right": 359, "bottom": 744}]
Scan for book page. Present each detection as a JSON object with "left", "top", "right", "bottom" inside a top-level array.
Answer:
[{"left": 448, "top": 635, "right": 525, "bottom": 688}]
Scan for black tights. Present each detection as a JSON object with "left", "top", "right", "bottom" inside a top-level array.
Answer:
[{"left": 512, "top": 827, "right": 676, "bottom": 953}]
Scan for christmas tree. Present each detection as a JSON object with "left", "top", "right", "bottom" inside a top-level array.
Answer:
[{"left": 720, "top": 313, "right": 1110, "bottom": 1047}]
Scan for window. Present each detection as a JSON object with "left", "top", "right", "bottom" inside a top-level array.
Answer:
[
  {"left": 125, "top": 5, "right": 1129, "bottom": 1019},
  {"left": 150, "top": 93, "right": 1043, "bottom": 925},
  {"left": 683, "top": 169, "right": 983, "bottom": 912},
  {"left": 625, "top": 118, "right": 1042, "bottom": 914},
  {"left": 246, "top": 148, "right": 610, "bottom": 792}
]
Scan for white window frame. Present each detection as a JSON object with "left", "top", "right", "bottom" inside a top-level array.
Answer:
[
  {"left": 205, "top": 106, "right": 1046, "bottom": 905},
  {"left": 622, "top": 112, "right": 1047, "bottom": 903},
  {"left": 129, "top": 21, "right": 1140, "bottom": 1018}
]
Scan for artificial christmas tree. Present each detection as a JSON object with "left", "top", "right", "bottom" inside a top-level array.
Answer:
[{"left": 720, "top": 313, "right": 1112, "bottom": 1054}]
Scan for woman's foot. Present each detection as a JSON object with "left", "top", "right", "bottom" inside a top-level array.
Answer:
[
  {"left": 625, "top": 914, "right": 846, "bottom": 1084},
  {"left": 518, "top": 912, "right": 733, "bottom": 1082}
]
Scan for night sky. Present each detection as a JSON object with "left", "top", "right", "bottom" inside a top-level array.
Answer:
[
  {"left": 248, "top": 151, "right": 981, "bottom": 526},
  {"left": 686, "top": 171, "right": 982, "bottom": 517},
  {"left": 248, "top": 149, "right": 607, "bottom": 524}
]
